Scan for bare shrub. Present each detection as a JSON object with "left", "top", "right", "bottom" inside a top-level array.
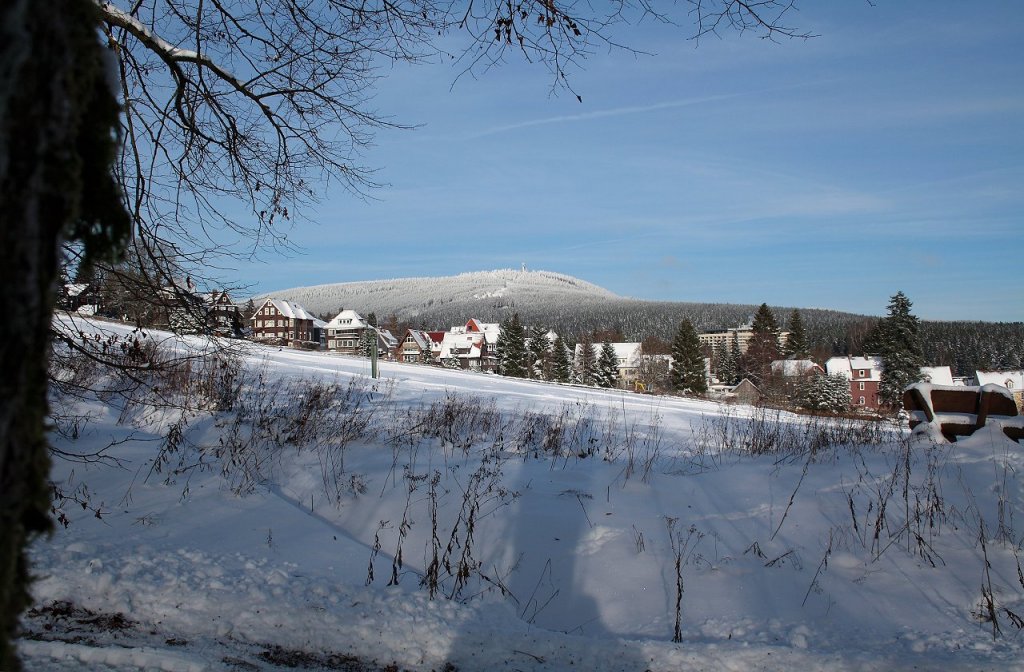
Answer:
[
  {"left": 692, "top": 405, "right": 898, "bottom": 462},
  {"left": 212, "top": 372, "right": 388, "bottom": 497},
  {"left": 665, "top": 519, "right": 705, "bottom": 643},
  {"left": 417, "top": 393, "right": 501, "bottom": 454}
]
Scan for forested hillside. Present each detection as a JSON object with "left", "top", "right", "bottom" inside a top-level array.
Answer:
[{"left": 265, "top": 269, "right": 1024, "bottom": 376}]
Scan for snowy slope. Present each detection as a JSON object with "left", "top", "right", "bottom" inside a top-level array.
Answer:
[{"left": 21, "top": 318, "right": 1024, "bottom": 671}]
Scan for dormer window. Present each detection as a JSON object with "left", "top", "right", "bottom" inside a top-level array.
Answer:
[{"left": 858, "top": 370, "right": 866, "bottom": 377}]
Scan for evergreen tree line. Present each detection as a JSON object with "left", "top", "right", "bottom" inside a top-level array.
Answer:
[
  {"left": 394, "top": 298, "right": 1022, "bottom": 377},
  {"left": 494, "top": 313, "right": 623, "bottom": 389},
  {"left": 495, "top": 293, "right": 978, "bottom": 415}
]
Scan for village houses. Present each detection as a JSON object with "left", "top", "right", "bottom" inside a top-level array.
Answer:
[
  {"left": 240, "top": 301, "right": 1024, "bottom": 417},
  {"left": 439, "top": 319, "right": 501, "bottom": 371},
  {"left": 250, "top": 298, "right": 316, "bottom": 346}
]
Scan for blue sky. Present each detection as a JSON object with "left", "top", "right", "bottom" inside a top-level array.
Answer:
[{"left": 236, "top": 1, "right": 1023, "bottom": 322}]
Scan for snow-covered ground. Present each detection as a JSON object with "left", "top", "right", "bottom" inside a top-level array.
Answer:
[{"left": 21, "top": 319, "right": 1024, "bottom": 670}]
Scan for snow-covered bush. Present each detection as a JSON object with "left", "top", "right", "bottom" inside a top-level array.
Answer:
[{"left": 795, "top": 373, "right": 853, "bottom": 414}]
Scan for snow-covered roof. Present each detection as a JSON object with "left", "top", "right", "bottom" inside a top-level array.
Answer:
[
  {"left": 377, "top": 328, "right": 398, "bottom": 349},
  {"left": 771, "top": 359, "right": 823, "bottom": 377},
  {"left": 199, "top": 290, "right": 236, "bottom": 306},
  {"left": 825, "top": 355, "right": 883, "bottom": 380},
  {"left": 325, "top": 309, "right": 369, "bottom": 330},
  {"left": 403, "top": 329, "right": 433, "bottom": 350},
  {"left": 65, "top": 283, "right": 90, "bottom": 297},
  {"left": 975, "top": 370, "right": 1024, "bottom": 392},
  {"left": 919, "top": 366, "right": 954, "bottom": 386},
  {"left": 450, "top": 319, "right": 501, "bottom": 344},
  {"left": 257, "top": 298, "right": 316, "bottom": 322},
  {"left": 439, "top": 332, "right": 486, "bottom": 359}
]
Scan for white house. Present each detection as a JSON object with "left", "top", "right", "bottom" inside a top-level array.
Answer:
[
  {"left": 919, "top": 366, "right": 955, "bottom": 386},
  {"left": 324, "top": 309, "right": 395, "bottom": 357},
  {"left": 975, "top": 370, "right": 1024, "bottom": 409},
  {"left": 324, "top": 309, "right": 371, "bottom": 353},
  {"left": 574, "top": 342, "right": 643, "bottom": 387},
  {"left": 439, "top": 330, "right": 494, "bottom": 371},
  {"left": 439, "top": 319, "right": 501, "bottom": 371},
  {"left": 771, "top": 359, "right": 824, "bottom": 378}
]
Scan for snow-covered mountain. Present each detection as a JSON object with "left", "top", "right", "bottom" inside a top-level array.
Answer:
[{"left": 260, "top": 269, "right": 619, "bottom": 321}]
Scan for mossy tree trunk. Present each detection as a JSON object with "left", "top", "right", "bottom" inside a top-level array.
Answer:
[{"left": 0, "top": 1, "right": 128, "bottom": 668}]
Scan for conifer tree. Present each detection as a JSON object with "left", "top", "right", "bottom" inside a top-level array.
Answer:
[
  {"left": 713, "top": 341, "right": 728, "bottom": 382},
  {"left": 497, "top": 313, "right": 527, "bottom": 378},
  {"left": 597, "top": 341, "right": 619, "bottom": 388},
  {"left": 741, "top": 304, "right": 781, "bottom": 386},
  {"left": 358, "top": 313, "right": 378, "bottom": 357},
  {"left": 421, "top": 334, "right": 435, "bottom": 365},
  {"left": 527, "top": 325, "right": 551, "bottom": 380},
  {"left": 783, "top": 309, "right": 809, "bottom": 359},
  {"left": 551, "top": 336, "right": 571, "bottom": 383},
  {"left": 670, "top": 319, "right": 708, "bottom": 394},
  {"left": 797, "top": 373, "right": 852, "bottom": 413},
  {"left": 496, "top": 317, "right": 507, "bottom": 372},
  {"left": 861, "top": 319, "right": 884, "bottom": 355},
  {"left": 575, "top": 335, "right": 598, "bottom": 385},
  {"left": 495, "top": 316, "right": 508, "bottom": 372},
  {"left": 359, "top": 330, "right": 374, "bottom": 357},
  {"left": 876, "top": 291, "right": 925, "bottom": 410},
  {"left": 241, "top": 298, "right": 257, "bottom": 322},
  {"left": 721, "top": 338, "right": 740, "bottom": 385}
]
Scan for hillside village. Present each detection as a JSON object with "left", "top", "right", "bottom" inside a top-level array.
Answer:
[{"left": 61, "top": 282, "right": 1024, "bottom": 418}]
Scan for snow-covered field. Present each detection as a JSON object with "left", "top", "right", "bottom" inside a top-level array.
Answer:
[{"left": 22, "top": 319, "right": 1024, "bottom": 670}]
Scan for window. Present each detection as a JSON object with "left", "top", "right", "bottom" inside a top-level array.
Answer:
[
  {"left": 858, "top": 370, "right": 866, "bottom": 377},
  {"left": 859, "top": 382, "right": 865, "bottom": 391},
  {"left": 858, "top": 396, "right": 866, "bottom": 405}
]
